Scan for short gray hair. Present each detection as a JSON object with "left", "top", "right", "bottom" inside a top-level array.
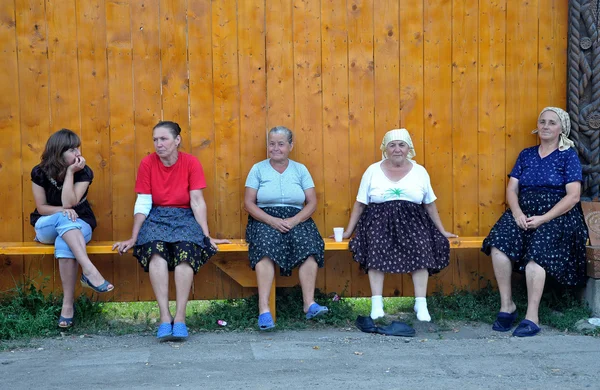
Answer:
[{"left": 268, "top": 126, "right": 293, "bottom": 144}]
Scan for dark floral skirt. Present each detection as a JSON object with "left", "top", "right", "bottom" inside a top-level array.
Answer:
[
  {"left": 245, "top": 206, "right": 324, "bottom": 276},
  {"left": 481, "top": 191, "right": 588, "bottom": 286},
  {"left": 349, "top": 200, "right": 450, "bottom": 275},
  {"left": 133, "top": 207, "right": 216, "bottom": 274}
]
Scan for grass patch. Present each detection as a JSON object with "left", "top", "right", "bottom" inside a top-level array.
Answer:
[{"left": 0, "top": 279, "right": 597, "bottom": 342}]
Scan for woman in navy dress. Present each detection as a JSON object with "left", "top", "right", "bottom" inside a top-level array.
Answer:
[{"left": 482, "top": 107, "right": 587, "bottom": 337}]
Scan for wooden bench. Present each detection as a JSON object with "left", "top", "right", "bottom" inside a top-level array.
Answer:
[{"left": 0, "top": 237, "right": 485, "bottom": 320}]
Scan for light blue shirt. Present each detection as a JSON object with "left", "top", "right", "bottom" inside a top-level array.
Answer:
[{"left": 245, "top": 159, "right": 315, "bottom": 209}]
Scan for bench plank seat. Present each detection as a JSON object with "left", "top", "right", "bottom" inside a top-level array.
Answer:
[{"left": 0, "top": 237, "right": 485, "bottom": 255}]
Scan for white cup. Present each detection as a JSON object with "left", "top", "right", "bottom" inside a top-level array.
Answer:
[{"left": 333, "top": 227, "right": 344, "bottom": 242}]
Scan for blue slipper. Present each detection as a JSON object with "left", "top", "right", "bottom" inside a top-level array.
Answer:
[
  {"left": 258, "top": 312, "right": 276, "bottom": 331},
  {"left": 305, "top": 303, "right": 329, "bottom": 320},
  {"left": 492, "top": 310, "right": 518, "bottom": 332},
  {"left": 80, "top": 274, "right": 114, "bottom": 293},
  {"left": 172, "top": 322, "right": 188, "bottom": 339},
  {"left": 157, "top": 322, "right": 173, "bottom": 340},
  {"left": 58, "top": 315, "right": 74, "bottom": 329},
  {"left": 512, "top": 319, "right": 541, "bottom": 337}
]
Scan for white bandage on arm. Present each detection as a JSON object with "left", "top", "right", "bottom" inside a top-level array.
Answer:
[{"left": 133, "top": 194, "right": 152, "bottom": 217}]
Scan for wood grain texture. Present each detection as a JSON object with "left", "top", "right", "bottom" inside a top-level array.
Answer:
[
  {"left": 0, "top": 0, "right": 23, "bottom": 289},
  {"left": 1, "top": 1, "right": 570, "bottom": 300}
]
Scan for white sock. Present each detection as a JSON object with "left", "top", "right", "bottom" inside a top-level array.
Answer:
[
  {"left": 414, "top": 297, "right": 431, "bottom": 322},
  {"left": 370, "top": 295, "right": 385, "bottom": 319}
]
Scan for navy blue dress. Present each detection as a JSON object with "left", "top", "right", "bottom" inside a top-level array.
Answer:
[{"left": 481, "top": 146, "right": 588, "bottom": 286}]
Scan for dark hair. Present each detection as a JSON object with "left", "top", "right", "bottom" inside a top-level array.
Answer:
[
  {"left": 39, "top": 129, "right": 81, "bottom": 181},
  {"left": 153, "top": 121, "right": 182, "bottom": 139},
  {"left": 268, "top": 126, "right": 293, "bottom": 144}
]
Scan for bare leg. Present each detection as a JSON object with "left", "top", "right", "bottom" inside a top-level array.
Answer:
[
  {"left": 299, "top": 256, "right": 318, "bottom": 312},
  {"left": 57, "top": 258, "right": 78, "bottom": 322},
  {"left": 61, "top": 229, "right": 110, "bottom": 288},
  {"left": 411, "top": 268, "right": 429, "bottom": 297},
  {"left": 149, "top": 254, "right": 172, "bottom": 324},
  {"left": 368, "top": 269, "right": 385, "bottom": 296},
  {"left": 524, "top": 261, "right": 546, "bottom": 325},
  {"left": 491, "top": 247, "right": 517, "bottom": 314},
  {"left": 255, "top": 257, "right": 275, "bottom": 314},
  {"left": 173, "top": 262, "right": 194, "bottom": 324},
  {"left": 368, "top": 269, "right": 385, "bottom": 319}
]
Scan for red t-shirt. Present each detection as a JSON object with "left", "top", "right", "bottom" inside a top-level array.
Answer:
[{"left": 135, "top": 152, "right": 206, "bottom": 208}]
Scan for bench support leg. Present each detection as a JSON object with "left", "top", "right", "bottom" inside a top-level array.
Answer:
[{"left": 269, "top": 279, "right": 276, "bottom": 322}]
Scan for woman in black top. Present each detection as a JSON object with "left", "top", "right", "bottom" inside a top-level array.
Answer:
[{"left": 31, "top": 129, "right": 113, "bottom": 328}]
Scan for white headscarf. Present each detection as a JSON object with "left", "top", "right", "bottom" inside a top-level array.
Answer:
[
  {"left": 380, "top": 128, "right": 416, "bottom": 160},
  {"left": 531, "top": 107, "right": 574, "bottom": 151}
]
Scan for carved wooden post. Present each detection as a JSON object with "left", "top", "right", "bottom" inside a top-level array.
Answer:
[{"left": 569, "top": 0, "right": 600, "bottom": 315}]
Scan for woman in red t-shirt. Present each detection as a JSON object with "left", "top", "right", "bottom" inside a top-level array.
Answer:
[{"left": 113, "top": 121, "right": 229, "bottom": 340}]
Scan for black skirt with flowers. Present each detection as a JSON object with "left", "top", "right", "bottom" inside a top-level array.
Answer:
[
  {"left": 350, "top": 200, "right": 450, "bottom": 274},
  {"left": 245, "top": 206, "right": 324, "bottom": 277},
  {"left": 133, "top": 207, "right": 216, "bottom": 273}
]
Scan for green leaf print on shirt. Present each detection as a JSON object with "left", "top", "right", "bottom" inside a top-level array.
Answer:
[{"left": 384, "top": 188, "right": 403, "bottom": 200}]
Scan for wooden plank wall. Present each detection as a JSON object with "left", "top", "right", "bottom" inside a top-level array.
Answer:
[{"left": 0, "top": 1, "right": 568, "bottom": 301}]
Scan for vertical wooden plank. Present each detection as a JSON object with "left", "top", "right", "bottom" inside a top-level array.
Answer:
[
  {"left": 131, "top": 0, "right": 161, "bottom": 301},
  {"left": 266, "top": 0, "right": 294, "bottom": 130},
  {"left": 77, "top": 0, "right": 113, "bottom": 301},
  {"left": 189, "top": 0, "right": 219, "bottom": 298},
  {"left": 421, "top": 0, "right": 453, "bottom": 295},
  {"left": 506, "top": 0, "right": 538, "bottom": 171},
  {"left": 399, "top": 0, "right": 424, "bottom": 159},
  {"left": 47, "top": 0, "right": 80, "bottom": 130},
  {"left": 399, "top": 0, "right": 425, "bottom": 294},
  {"left": 293, "top": 0, "right": 324, "bottom": 234},
  {"left": 347, "top": 0, "right": 374, "bottom": 297},
  {"left": 478, "top": 0, "right": 506, "bottom": 288},
  {"left": 373, "top": 0, "right": 400, "bottom": 161},
  {"left": 17, "top": 0, "right": 53, "bottom": 293},
  {"left": 537, "top": 0, "right": 568, "bottom": 110},
  {"left": 0, "top": 0, "right": 24, "bottom": 290},
  {"left": 238, "top": 0, "right": 267, "bottom": 232},
  {"left": 159, "top": 0, "right": 190, "bottom": 150},
  {"left": 374, "top": 0, "right": 401, "bottom": 298},
  {"left": 212, "top": 0, "right": 241, "bottom": 239},
  {"left": 106, "top": 0, "right": 138, "bottom": 301},
  {"left": 452, "top": 0, "right": 479, "bottom": 290},
  {"left": 322, "top": 0, "right": 351, "bottom": 294},
  {"left": 292, "top": 0, "right": 325, "bottom": 290}
]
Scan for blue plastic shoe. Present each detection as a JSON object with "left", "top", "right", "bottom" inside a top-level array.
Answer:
[
  {"left": 157, "top": 322, "right": 173, "bottom": 340},
  {"left": 258, "top": 312, "right": 276, "bottom": 331},
  {"left": 172, "top": 322, "right": 189, "bottom": 339},
  {"left": 305, "top": 303, "right": 329, "bottom": 320},
  {"left": 512, "top": 319, "right": 541, "bottom": 337},
  {"left": 492, "top": 310, "right": 518, "bottom": 332}
]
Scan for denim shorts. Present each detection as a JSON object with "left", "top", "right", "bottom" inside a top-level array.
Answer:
[{"left": 34, "top": 212, "right": 92, "bottom": 259}]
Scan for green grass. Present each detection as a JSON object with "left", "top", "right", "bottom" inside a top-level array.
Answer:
[{"left": 0, "top": 278, "right": 597, "bottom": 344}]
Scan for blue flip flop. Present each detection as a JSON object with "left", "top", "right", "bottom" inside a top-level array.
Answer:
[
  {"left": 258, "top": 312, "right": 276, "bottom": 331},
  {"left": 492, "top": 310, "right": 518, "bottom": 332},
  {"left": 305, "top": 303, "right": 329, "bottom": 320},
  {"left": 157, "top": 322, "right": 173, "bottom": 340},
  {"left": 512, "top": 319, "right": 541, "bottom": 337},
  {"left": 80, "top": 274, "right": 114, "bottom": 293},
  {"left": 172, "top": 322, "right": 188, "bottom": 339}
]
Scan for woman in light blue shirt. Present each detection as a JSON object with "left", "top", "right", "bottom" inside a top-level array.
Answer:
[{"left": 244, "top": 126, "right": 328, "bottom": 330}]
